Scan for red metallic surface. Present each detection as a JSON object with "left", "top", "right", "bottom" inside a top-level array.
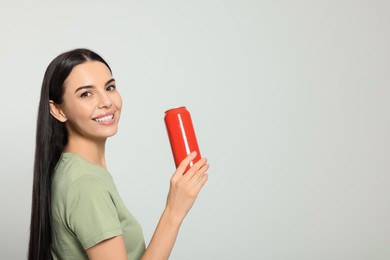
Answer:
[{"left": 164, "top": 106, "right": 201, "bottom": 173}]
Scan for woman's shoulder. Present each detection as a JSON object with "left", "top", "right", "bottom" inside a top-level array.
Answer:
[{"left": 52, "top": 153, "right": 111, "bottom": 193}]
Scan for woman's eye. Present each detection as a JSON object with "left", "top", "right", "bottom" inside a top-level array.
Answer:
[
  {"left": 80, "top": 92, "right": 92, "bottom": 98},
  {"left": 106, "top": 85, "right": 116, "bottom": 91}
]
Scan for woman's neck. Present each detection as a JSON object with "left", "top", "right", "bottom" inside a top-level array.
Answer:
[{"left": 64, "top": 136, "right": 107, "bottom": 168}]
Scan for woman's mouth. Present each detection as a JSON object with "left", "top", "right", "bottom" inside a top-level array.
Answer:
[{"left": 93, "top": 114, "right": 114, "bottom": 123}]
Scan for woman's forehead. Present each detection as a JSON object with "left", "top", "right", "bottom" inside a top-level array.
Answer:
[{"left": 64, "top": 61, "right": 112, "bottom": 90}]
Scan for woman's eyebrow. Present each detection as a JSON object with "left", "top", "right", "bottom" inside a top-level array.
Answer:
[
  {"left": 105, "top": 78, "right": 115, "bottom": 86},
  {"left": 74, "top": 79, "right": 115, "bottom": 93},
  {"left": 74, "top": 85, "right": 94, "bottom": 94}
]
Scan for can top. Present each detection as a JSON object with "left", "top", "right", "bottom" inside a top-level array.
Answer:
[{"left": 164, "top": 106, "right": 186, "bottom": 114}]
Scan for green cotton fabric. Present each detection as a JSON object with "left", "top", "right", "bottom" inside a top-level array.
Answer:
[{"left": 51, "top": 153, "right": 146, "bottom": 260}]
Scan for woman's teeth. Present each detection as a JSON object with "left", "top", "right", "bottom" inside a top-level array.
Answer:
[{"left": 94, "top": 115, "right": 113, "bottom": 122}]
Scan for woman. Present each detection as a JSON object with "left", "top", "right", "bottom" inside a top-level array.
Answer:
[{"left": 28, "top": 48, "right": 209, "bottom": 260}]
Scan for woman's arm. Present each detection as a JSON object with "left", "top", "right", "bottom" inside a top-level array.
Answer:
[
  {"left": 142, "top": 152, "right": 209, "bottom": 260},
  {"left": 86, "top": 236, "right": 128, "bottom": 260},
  {"left": 86, "top": 152, "right": 208, "bottom": 260}
]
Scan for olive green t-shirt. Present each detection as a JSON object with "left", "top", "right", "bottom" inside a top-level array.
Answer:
[{"left": 51, "top": 153, "right": 146, "bottom": 259}]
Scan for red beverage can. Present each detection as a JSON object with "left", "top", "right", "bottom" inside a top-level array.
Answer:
[{"left": 164, "top": 106, "right": 201, "bottom": 173}]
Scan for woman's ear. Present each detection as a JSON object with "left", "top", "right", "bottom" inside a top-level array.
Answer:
[{"left": 49, "top": 100, "right": 67, "bottom": 123}]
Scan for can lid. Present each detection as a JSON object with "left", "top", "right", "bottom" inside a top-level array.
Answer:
[{"left": 164, "top": 106, "right": 186, "bottom": 114}]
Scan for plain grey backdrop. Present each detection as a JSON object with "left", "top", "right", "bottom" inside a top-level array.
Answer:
[{"left": 0, "top": 0, "right": 389, "bottom": 259}]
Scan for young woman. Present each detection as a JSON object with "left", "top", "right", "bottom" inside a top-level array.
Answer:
[{"left": 28, "top": 48, "right": 209, "bottom": 260}]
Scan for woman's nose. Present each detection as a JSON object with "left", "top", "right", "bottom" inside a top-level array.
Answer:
[{"left": 98, "top": 92, "right": 112, "bottom": 109}]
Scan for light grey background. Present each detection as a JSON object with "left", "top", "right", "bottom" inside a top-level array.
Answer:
[{"left": 0, "top": 0, "right": 389, "bottom": 259}]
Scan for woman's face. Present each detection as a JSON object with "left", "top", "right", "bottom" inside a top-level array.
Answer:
[{"left": 59, "top": 61, "right": 122, "bottom": 141}]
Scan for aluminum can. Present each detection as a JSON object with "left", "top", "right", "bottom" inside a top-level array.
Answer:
[{"left": 164, "top": 106, "right": 201, "bottom": 173}]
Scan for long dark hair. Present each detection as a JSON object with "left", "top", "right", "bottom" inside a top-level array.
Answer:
[{"left": 28, "top": 48, "right": 111, "bottom": 260}]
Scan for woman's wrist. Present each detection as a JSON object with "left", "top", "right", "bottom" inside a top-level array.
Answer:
[{"left": 162, "top": 206, "right": 185, "bottom": 227}]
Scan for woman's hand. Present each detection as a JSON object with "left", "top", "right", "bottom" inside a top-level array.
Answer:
[
  {"left": 141, "top": 152, "right": 209, "bottom": 259},
  {"left": 165, "top": 151, "right": 209, "bottom": 222}
]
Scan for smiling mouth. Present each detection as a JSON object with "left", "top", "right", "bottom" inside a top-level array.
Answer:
[{"left": 93, "top": 115, "right": 114, "bottom": 123}]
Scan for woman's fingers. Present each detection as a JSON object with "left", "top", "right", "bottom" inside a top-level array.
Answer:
[
  {"left": 172, "top": 152, "right": 209, "bottom": 189},
  {"left": 173, "top": 152, "right": 198, "bottom": 177},
  {"left": 167, "top": 153, "right": 209, "bottom": 220},
  {"left": 186, "top": 160, "right": 208, "bottom": 182},
  {"left": 181, "top": 159, "right": 204, "bottom": 180},
  {"left": 194, "top": 172, "right": 208, "bottom": 193}
]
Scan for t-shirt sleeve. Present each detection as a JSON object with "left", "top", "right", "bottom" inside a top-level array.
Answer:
[{"left": 65, "top": 175, "right": 123, "bottom": 250}]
